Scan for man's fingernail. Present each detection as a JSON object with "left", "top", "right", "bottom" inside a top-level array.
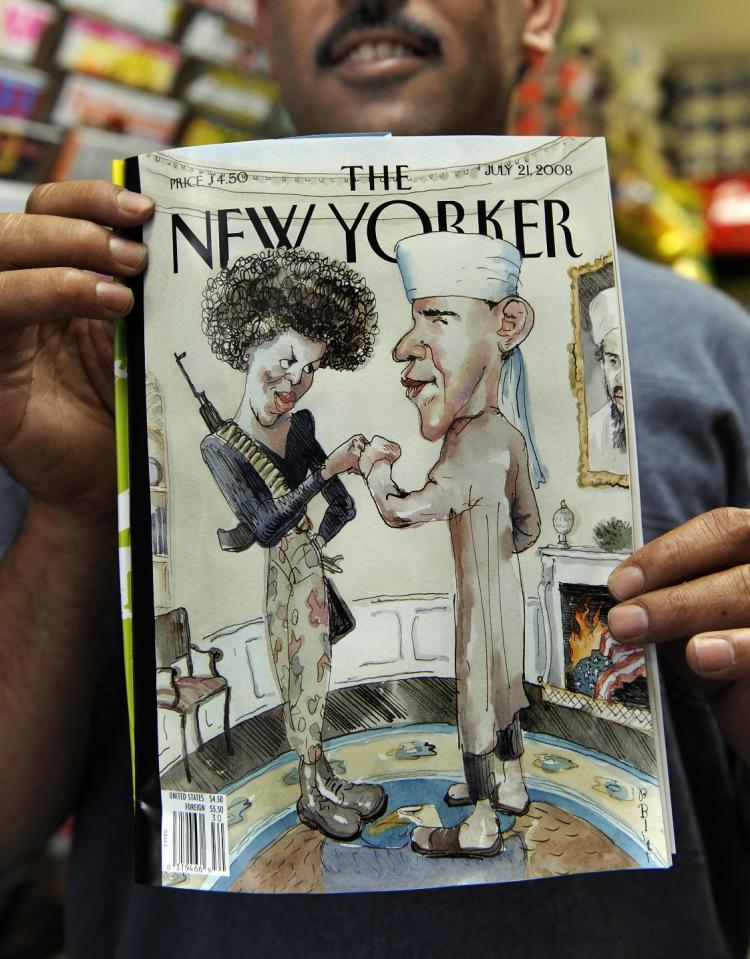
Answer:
[
  {"left": 109, "top": 236, "right": 147, "bottom": 269},
  {"left": 116, "top": 190, "right": 154, "bottom": 215},
  {"left": 693, "top": 636, "right": 736, "bottom": 674},
  {"left": 608, "top": 564, "right": 645, "bottom": 601},
  {"left": 96, "top": 281, "right": 133, "bottom": 313},
  {"left": 607, "top": 604, "right": 648, "bottom": 641}
]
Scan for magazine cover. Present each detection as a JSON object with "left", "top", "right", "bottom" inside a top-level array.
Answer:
[{"left": 117, "top": 134, "right": 674, "bottom": 894}]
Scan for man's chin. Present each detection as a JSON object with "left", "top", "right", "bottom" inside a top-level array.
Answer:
[
  {"left": 418, "top": 412, "right": 449, "bottom": 443},
  {"left": 293, "top": 73, "right": 454, "bottom": 137}
]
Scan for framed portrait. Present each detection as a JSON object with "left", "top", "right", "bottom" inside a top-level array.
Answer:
[{"left": 569, "top": 253, "right": 629, "bottom": 488}]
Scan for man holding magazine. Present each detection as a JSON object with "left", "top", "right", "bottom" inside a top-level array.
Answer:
[{"left": 0, "top": 1, "right": 748, "bottom": 957}]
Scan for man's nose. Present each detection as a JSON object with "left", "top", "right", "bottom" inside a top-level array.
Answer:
[{"left": 392, "top": 327, "right": 426, "bottom": 363}]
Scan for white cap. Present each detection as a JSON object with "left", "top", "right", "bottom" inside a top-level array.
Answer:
[
  {"left": 395, "top": 232, "right": 522, "bottom": 302},
  {"left": 589, "top": 288, "right": 620, "bottom": 344}
]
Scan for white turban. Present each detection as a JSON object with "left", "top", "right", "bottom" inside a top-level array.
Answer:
[
  {"left": 395, "top": 232, "right": 522, "bottom": 302},
  {"left": 589, "top": 288, "right": 620, "bottom": 345}
]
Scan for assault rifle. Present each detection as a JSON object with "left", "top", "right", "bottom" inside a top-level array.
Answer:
[
  {"left": 175, "top": 351, "right": 252, "bottom": 553},
  {"left": 174, "top": 352, "right": 224, "bottom": 433}
]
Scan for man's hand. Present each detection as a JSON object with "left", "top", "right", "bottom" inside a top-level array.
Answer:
[
  {"left": 0, "top": 181, "right": 154, "bottom": 864},
  {"left": 607, "top": 507, "right": 750, "bottom": 760},
  {"left": 0, "top": 180, "right": 154, "bottom": 519},
  {"left": 321, "top": 434, "right": 367, "bottom": 479},
  {"left": 359, "top": 435, "right": 401, "bottom": 479}
]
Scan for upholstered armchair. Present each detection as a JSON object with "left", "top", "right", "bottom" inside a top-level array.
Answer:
[{"left": 155, "top": 606, "right": 233, "bottom": 783}]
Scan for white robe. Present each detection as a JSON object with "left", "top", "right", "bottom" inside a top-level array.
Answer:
[{"left": 366, "top": 410, "right": 540, "bottom": 755}]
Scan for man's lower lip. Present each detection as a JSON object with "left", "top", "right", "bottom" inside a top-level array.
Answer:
[
  {"left": 327, "top": 56, "right": 434, "bottom": 85},
  {"left": 405, "top": 382, "right": 431, "bottom": 400}
]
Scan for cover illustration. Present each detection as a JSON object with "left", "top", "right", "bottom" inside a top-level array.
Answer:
[{"left": 117, "top": 134, "right": 673, "bottom": 894}]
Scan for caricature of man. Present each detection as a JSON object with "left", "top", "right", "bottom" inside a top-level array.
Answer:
[
  {"left": 359, "top": 233, "right": 541, "bottom": 858},
  {"left": 587, "top": 288, "right": 628, "bottom": 475}
]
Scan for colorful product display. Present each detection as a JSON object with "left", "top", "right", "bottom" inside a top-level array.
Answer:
[
  {"left": 56, "top": 15, "right": 183, "bottom": 94},
  {"left": 0, "top": 0, "right": 57, "bottom": 64},
  {"left": 0, "top": 61, "right": 48, "bottom": 120},
  {"left": 55, "top": 0, "right": 182, "bottom": 40},
  {"left": 0, "top": 0, "right": 274, "bottom": 183},
  {"left": 666, "top": 62, "right": 750, "bottom": 180},
  {"left": 51, "top": 74, "right": 185, "bottom": 142}
]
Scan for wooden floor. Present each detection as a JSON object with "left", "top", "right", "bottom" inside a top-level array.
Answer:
[
  {"left": 161, "top": 677, "right": 457, "bottom": 792},
  {"left": 161, "top": 678, "right": 656, "bottom": 794}
]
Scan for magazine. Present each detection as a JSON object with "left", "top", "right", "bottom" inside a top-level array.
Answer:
[{"left": 115, "top": 134, "right": 674, "bottom": 894}]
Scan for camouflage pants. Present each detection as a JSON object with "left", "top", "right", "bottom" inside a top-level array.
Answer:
[{"left": 265, "top": 529, "right": 331, "bottom": 763}]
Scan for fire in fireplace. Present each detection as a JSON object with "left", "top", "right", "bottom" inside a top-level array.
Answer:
[{"left": 559, "top": 584, "right": 648, "bottom": 708}]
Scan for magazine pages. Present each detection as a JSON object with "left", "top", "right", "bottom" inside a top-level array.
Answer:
[{"left": 117, "top": 134, "right": 673, "bottom": 894}]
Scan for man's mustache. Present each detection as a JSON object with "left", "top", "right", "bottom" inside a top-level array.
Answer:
[{"left": 315, "top": 2, "right": 442, "bottom": 67}]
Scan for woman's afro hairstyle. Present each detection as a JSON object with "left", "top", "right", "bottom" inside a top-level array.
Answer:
[{"left": 201, "top": 248, "right": 378, "bottom": 372}]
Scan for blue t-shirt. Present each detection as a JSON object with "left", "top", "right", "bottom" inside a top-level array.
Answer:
[{"left": 2, "top": 251, "right": 749, "bottom": 959}]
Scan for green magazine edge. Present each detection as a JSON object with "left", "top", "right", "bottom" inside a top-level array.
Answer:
[{"left": 113, "top": 158, "right": 136, "bottom": 798}]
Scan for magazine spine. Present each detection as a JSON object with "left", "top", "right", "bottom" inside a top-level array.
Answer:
[
  {"left": 114, "top": 155, "right": 162, "bottom": 884},
  {"left": 111, "top": 158, "right": 135, "bottom": 798}
]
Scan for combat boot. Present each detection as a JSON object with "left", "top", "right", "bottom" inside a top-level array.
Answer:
[
  {"left": 316, "top": 753, "right": 388, "bottom": 822},
  {"left": 296, "top": 758, "right": 363, "bottom": 841}
]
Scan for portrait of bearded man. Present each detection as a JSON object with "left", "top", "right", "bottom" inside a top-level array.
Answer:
[{"left": 586, "top": 287, "right": 628, "bottom": 476}]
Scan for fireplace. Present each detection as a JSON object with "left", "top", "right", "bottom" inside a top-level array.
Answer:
[{"left": 533, "top": 546, "right": 651, "bottom": 733}]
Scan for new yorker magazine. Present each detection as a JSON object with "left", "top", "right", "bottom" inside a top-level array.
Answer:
[{"left": 116, "top": 135, "right": 674, "bottom": 893}]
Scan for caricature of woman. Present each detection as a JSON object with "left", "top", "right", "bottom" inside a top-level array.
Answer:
[{"left": 200, "top": 249, "right": 383, "bottom": 841}]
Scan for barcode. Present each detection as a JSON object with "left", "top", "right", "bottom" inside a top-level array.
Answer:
[{"left": 161, "top": 790, "right": 230, "bottom": 876}]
